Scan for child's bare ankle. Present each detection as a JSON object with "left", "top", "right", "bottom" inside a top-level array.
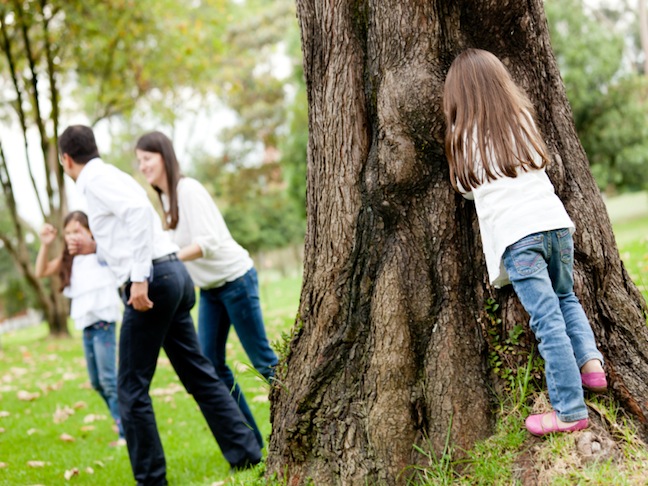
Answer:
[{"left": 581, "top": 359, "right": 604, "bottom": 374}]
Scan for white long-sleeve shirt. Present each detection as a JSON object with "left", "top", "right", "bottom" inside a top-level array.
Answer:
[
  {"left": 63, "top": 254, "right": 122, "bottom": 330},
  {"left": 76, "top": 158, "right": 178, "bottom": 285},
  {"left": 463, "top": 160, "right": 574, "bottom": 288},
  {"left": 163, "top": 177, "right": 252, "bottom": 289}
]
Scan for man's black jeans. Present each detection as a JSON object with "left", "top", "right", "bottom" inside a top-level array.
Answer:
[{"left": 118, "top": 257, "right": 261, "bottom": 485}]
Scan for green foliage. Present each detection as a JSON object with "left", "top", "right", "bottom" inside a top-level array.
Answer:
[
  {"left": 1, "top": 277, "right": 38, "bottom": 317},
  {"left": 546, "top": 0, "right": 648, "bottom": 193},
  {"left": 190, "top": 0, "right": 307, "bottom": 250},
  {"left": 484, "top": 297, "right": 542, "bottom": 398}
]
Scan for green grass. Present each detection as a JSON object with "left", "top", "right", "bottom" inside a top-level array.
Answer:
[
  {"left": 0, "top": 273, "right": 301, "bottom": 486},
  {"left": 1, "top": 193, "right": 646, "bottom": 485},
  {"left": 614, "top": 216, "right": 648, "bottom": 301}
]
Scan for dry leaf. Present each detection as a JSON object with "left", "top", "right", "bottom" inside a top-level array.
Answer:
[
  {"left": 0, "top": 462, "right": 7, "bottom": 468},
  {"left": 0, "top": 411, "right": 10, "bottom": 418},
  {"left": 27, "top": 461, "right": 47, "bottom": 467},
  {"left": 83, "top": 414, "right": 107, "bottom": 423},
  {"left": 73, "top": 401, "right": 87, "bottom": 410},
  {"left": 80, "top": 425, "right": 95, "bottom": 432},
  {"left": 150, "top": 383, "right": 183, "bottom": 396},
  {"left": 0, "top": 427, "right": 5, "bottom": 433},
  {"left": 94, "top": 460, "right": 105, "bottom": 468},
  {"left": 17, "top": 390, "right": 40, "bottom": 401},
  {"left": 64, "top": 467, "right": 79, "bottom": 480},
  {"left": 27, "top": 428, "right": 39, "bottom": 435},
  {"left": 39, "top": 381, "right": 63, "bottom": 392},
  {"left": 53, "top": 405, "right": 75, "bottom": 424},
  {"left": 60, "top": 433, "right": 75, "bottom": 442},
  {"left": 85, "top": 467, "right": 94, "bottom": 474}
]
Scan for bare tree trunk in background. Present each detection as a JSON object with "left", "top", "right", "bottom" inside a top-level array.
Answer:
[
  {"left": 268, "top": 0, "right": 648, "bottom": 484},
  {"left": 640, "top": 0, "right": 648, "bottom": 75},
  {"left": 1, "top": 2, "right": 69, "bottom": 336}
]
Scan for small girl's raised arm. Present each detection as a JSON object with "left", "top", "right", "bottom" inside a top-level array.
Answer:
[{"left": 35, "top": 223, "right": 62, "bottom": 278}]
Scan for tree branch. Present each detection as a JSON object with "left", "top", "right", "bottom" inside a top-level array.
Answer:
[
  {"left": 13, "top": 0, "right": 55, "bottom": 214},
  {"left": 0, "top": 7, "right": 47, "bottom": 220}
]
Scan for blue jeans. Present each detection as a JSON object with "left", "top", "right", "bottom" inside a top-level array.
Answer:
[
  {"left": 198, "top": 267, "right": 278, "bottom": 448},
  {"left": 118, "top": 258, "right": 261, "bottom": 485},
  {"left": 82, "top": 321, "right": 123, "bottom": 438},
  {"left": 502, "top": 229, "right": 603, "bottom": 422}
]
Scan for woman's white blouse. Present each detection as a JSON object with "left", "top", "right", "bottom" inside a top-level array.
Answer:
[
  {"left": 63, "top": 254, "right": 122, "bottom": 330},
  {"left": 163, "top": 177, "right": 253, "bottom": 289}
]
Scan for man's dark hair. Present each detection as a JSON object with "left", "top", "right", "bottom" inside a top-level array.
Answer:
[{"left": 58, "top": 125, "right": 100, "bottom": 164}]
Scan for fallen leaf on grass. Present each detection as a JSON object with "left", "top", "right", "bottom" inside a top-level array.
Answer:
[
  {"left": 83, "top": 414, "right": 107, "bottom": 423},
  {"left": 17, "top": 390, "right": 40, "bottom": 401},
  {"left": 64, "top": 467, "right": 79, "bottom": 480},
  {"left": 53, "top": 405, "right": 75, "bottom": 424},
  {"left": 0, "top": 411, "right": 10, "bottom": 417},
  {"left": 73, "top": 401, "right": 87, "bottom": 410},
  {"left": 85, "top": 467, "right": 94, "bottom": 474},
  {"left": 0, "top": 462, "right": 7, "bottom": 468},
  {"left": 27, "top": 461, "right": 49, "bottom": 467},
  {"left": 38, "top": 381, "right": 63, "bottom": 393},
  {"left": 150, "top": 383, "right": 183, "bottom": 396},
  {"left": 0, "top": 427, "right": 5, "bottom": 433},
  {"left": 10, "top": 366, "right": 28, "bottom": 377},
  {"left": 27, "top": 428, "right": 39, "bottom": 435},
  {"left": 60, "top": 433, "right": 75, "bottom": 442},
  {"left": 251, "top": 394, "right": 269, "bottom": 403},
  {"left": 80, "top": 425, "right": 95, "bottom": 432},
  {"left": 94, "top": 460, "right": 105, "bottom": 468}
]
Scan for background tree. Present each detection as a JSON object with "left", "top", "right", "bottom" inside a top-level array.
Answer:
[
  {"left": 0, "top": 0, "right": 228, "bottom": 334},
  {"left": 268, "top": 1, "right": 648, "bottom": 484},
  {"left": 191, "top": 0, "right": 306, "bottom": 254},
  {"left": 546, "top": 0, "right": 648, "bottom": 193}
]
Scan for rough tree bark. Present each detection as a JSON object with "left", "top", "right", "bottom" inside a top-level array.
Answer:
[
  {"left": 1, "top": 1, "right": 69, "bottom": 335},
  {"left": 268, "top": 1, "right": 648, "bottom": 484}
]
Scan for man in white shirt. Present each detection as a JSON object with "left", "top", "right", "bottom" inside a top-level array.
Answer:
[{"left": 58, "top": 125, "right": 261, "bottom": 485}]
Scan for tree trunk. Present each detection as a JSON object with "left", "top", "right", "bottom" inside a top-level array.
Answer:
[
  {"left": 640, "top": 0, "right": 648, "bottom": 76},
  {"left": 268, "top": 1, "right": 648, "bottom": 484}
]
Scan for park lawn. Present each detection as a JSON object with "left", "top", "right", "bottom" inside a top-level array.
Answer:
[
  {"left": 0, "top": 274, "right": 301, "bottom": 486},
  {"left": 614, "top": 216, "right": 648, "bottom": 301},
  {"left": 0, "top": 198, "right": 646, "bottom": 485}
]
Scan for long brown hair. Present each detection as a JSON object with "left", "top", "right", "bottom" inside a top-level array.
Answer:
[
  {"left": 443, "top": 48, "right": 550, "bottom": 192},
  {"left": 59, "top": 211, "right": 90, "bottom": 291},
  {"left": 136, "top": 131, "right": 182, "bottom": 229}
]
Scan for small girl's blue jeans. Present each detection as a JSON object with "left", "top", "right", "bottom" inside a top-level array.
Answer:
[
  {"left": 82, "top": 320, "right": 123, "bottom": 437},
  {"left": 502, "top": 228, "right": 603, "bottom": 422}
]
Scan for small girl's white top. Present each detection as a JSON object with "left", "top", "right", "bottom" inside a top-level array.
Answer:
[
  {"left": 462, "top": 146, "right": 574, "bottom": 288},
  {"left": 163, "top": 177, "right": 253, "bottom": 289},
  {"left": 63, "top": 254, "right": 122, "bottom": 330}
]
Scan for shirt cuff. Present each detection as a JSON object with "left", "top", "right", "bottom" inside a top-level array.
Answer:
[{"left": 130, "top": 262, "right": 151, "bottom": 282}]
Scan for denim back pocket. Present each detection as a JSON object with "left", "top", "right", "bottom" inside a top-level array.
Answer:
[
  {"left": 555, "top": 228, "right": 573, "bottom": 264},
  {"left": 508, "top": 233, "right": 546, "bottom": 277}
]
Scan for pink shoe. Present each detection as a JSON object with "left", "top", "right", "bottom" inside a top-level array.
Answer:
[
  {"left": 581, "top": 372, "right": 607, "bottom": 393},
  {"left": 525, "top": 411, "right": 588, "bottom": 437}
]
